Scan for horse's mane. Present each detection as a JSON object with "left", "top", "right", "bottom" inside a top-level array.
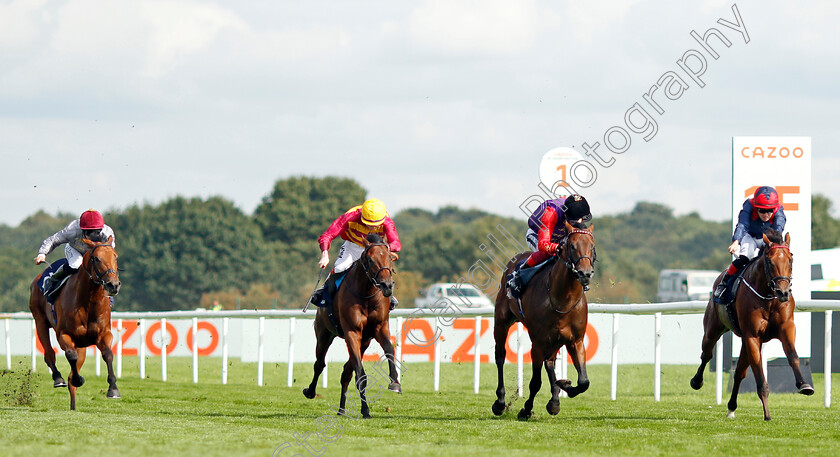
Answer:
[
  {"left": 764, "top": 229, "right": 783, "bottom": 244},
  {"left": 366, "top": 233, "right": 384, "bottom": 244}
]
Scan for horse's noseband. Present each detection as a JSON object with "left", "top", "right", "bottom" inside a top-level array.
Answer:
[
  {"left": 84, "top": 243, "right": 119, "bottom": 287},
  {"left": 361, "top": 242, "right": 393, "bottom": 290},
  {"left": 560, "top": 230, "right": 596, "bottom": 278},
  {"left": 765, "top": 245, "right": 792, "bottom": 296}
]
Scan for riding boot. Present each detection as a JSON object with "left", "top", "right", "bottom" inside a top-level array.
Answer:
[
  {"left": 389, "top": 296, "right": 399, "bottom": 310},
  {"left": 44, "top": 264, "right": 74, "bottom": 302},
  {"left": 308, "top": 272, "right": 341, "bottom": 308},
  {"left": 713, "top": 273, "right": 731, "bottom": 300},
  {"left": 506, "top": 261, "right": 526, "bottom": 300}
]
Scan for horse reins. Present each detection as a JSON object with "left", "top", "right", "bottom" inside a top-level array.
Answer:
[
  {"left": 742, "top": 245, "right": 791, "bottom": 300},
  {"left": 356, "top": 242, "right": 393, "bottom": 300},
  {"left": 546, "top": 230, "right": 595, "bottom": 314},
  {"left": 83, "top": 243, "right": 119, "bottom": 287}
]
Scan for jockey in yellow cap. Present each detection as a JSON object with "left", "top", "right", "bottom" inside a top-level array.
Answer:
[{"left": 310, "top": 199, "right": 402, "bottom": 309}]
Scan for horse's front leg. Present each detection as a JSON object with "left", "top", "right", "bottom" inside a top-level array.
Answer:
[
  {"left": 345, "top": 332, "right": 371, "bottom": 418},
  {"left": 558, "top": 338, "right": 589, "bottom": 398},
  {"left": 518, "top": 346, "right": 544, "bottom": 420},
  {"left": 97, "top": 332, "right": 120, "bottom": 399},
  {"left": 58, "top": 334, "right": 85, "bottom": 411},
  {"left": 691, "top": 304, "right": 726, "bottom": 390},
  {"left": 743, "top": 336, "right": 771, "bottom": 420},
  {"left": 726, "top": 344, "right": 750, "bottom": 419},
  {"left": 492, "top": 317, "right": 513, "bottom": 416},
  {"left": 304, "top": 317, "right": 336, "bottom": 399},
  {"left": 778, "top": 322, "right": 814, "bottom": 395},
  {"left": 544, "top": 353, "right": 562, "bottom": 415}
]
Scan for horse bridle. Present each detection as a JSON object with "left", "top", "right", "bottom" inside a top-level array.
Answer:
[
  {"left": 360, "top": 242, "right": 393, "bottom": 293},
  {"left": 83, "top": 243, "right": 119, "bottom": 287},
  {"left": 763, "top": 244, "right": 792, "bottom": 296},
  {"left": 559, "top": 229, "right": 597, "bottom": 280}
]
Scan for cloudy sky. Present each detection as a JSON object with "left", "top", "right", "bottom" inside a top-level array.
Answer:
[{"left": 1, "top": 0, "right": 837, "bottom": 227}]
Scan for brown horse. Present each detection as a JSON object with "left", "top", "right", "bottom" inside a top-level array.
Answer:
[
  {"left": 29, "top": 237, "right": 122, "bottom": 410},
  {"left": 492, "top": 222, "right": 595, "bottom": 420},
  {"left": 303, "top": 233, "right": 402, "bottom": 418},
  {"left": 690, "top": 230, "right": 813, "bottom": 420}
]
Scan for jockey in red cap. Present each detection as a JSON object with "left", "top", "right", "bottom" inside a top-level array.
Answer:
[
  {"left": 34, "top": 209, "right": 116, "bottom": 301},
  {"left": 714, "top": 186, "right": 786, "bottom": 301}
]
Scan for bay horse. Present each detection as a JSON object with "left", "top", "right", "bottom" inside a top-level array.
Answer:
[
  {"left": 29, "top": 237, "right": 122, "bottom": 410},
  {"left": 492, "top": 222, "right": 595, "bottom": 420},
  {"left": 690, "top": 230, "right": 813, "bottom": 420},
  {"left": 302, "top": 233, "right": 402, "bottom": 418}
]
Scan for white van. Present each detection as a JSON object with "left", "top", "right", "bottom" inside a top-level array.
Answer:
[
  {"left": 656, "top": 269, "right": 720, "bottom": 302},
  {"left": 811, "top": 248, "right": 840, "bottom": 299},
  {"left": 414, "top": 283, "right": 493, "bottom": 308}
]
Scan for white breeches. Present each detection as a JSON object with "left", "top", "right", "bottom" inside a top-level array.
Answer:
[
  {"left": 334, "top": 241, "right": 365, "bottom": 273},
  {"left": 65, "top": 244, "right": 84, "bottom": 269},
  {"left": 737, "top": 235, "right": 765, "bottom": 259},
  {"left": 526, "top": 229, "right": 538, "bottom": 252}
]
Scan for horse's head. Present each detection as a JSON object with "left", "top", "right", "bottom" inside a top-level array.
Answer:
[
  {"left": 560, "top": 221, "right": 596, "bottom": 288},
  {"left": 361, "top": 233, "right": 395, "bottom": 298},
  {"left": 82, "top": 236, "right": 121, "bottom": 296},
  {"left": 762, "top": 230, "right": 792, "bottom": 302}
]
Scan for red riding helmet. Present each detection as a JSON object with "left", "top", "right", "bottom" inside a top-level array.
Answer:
[
  {"left": 752, "top": 186, "right": 780, "bottom": 209},
  {"left": 80, "top": 209, "right": 104, "bottom": 230}
]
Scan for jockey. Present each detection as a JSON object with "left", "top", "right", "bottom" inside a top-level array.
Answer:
[
  {"left": 34, "top": 209, "right": 116, "bottom": 299},
  {"left": 714, "top": 186, "right": 786, "bottom": 300},
  {"left": 508, "top": 194, "right": 592, "bottom": 297},
  {"left": 310, "top": 198, "right": 402, "bottom": 310}
]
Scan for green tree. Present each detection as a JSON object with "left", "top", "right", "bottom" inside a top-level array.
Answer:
[
  {"left": 254, "top": 176, "right": 367, "bottom": 244},
  {"left": 812, "top": 194, "right": 840, "bottom": 250},
  {"left": 106, "top": 196, "right": 269, "bottom": 311}
]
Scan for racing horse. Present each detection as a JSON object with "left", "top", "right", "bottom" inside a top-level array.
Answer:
[
  {"left": 29, "top": 236, "right": 121, "bottom": 410},
  {"left": 302, "top": 233, "right": 402, "bottom": 418},
  {"left": 492, "top": 222, "right": 595, "bottom": 419},
  {"left": 690, "top": 230, "right": 813, "bottom": 420}
]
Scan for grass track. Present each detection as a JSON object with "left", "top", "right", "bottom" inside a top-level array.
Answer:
[{"left": 2, "top": 355, "right": 840, "bottom": 456}]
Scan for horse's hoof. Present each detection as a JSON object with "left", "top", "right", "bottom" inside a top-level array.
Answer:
[
  {"left": 491, "top": 400, "right": 506, "bottom": 416},
  {"left": 71, "top": 375, "right": 85, "bottom": 388},
  {"left": 517, "top": 408, "right": 532, "bottom": 421},
  {"left": 546, "top": 400, "right": 560, "bottom": 416},
  {"left": 798, "top": 383, "right": 815, "bottom": 396},
  {"left": 54, "top": 378, "right": 67, "bottom": 388},
  {"left": 336, "top": 408, "right": 345, "bottom": 416},
  {"left": 690, "top": 376, "right": 704, "bottom": 390},
  {"left": 361, "top": 409, "right": 371, "bottom": 419},
  {"left": 302, "top": 387, "right": 316, "bottom": 399},
  {"left": 388, "top": 382, "right": 402, "bottom": 394},
  {"left": 107, "top": 388, "right": 121, "bottom": 399},
  {"left": 726, "top": 410, "right": 736, "bottom": 420},
  {"left": 555, "top": 379, "right": 572, "bottom": 391}
]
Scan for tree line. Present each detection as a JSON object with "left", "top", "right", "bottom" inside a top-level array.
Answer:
[{"left": 2, "top": 177, "right": 839, "bottom": 312}]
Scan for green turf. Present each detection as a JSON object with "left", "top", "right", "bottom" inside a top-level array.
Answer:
[{"left": 1, "top": 355, "right": 839, "bottom": 457}]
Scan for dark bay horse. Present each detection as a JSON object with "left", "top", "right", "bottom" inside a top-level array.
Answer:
[
  {"left": 492, "top": 222, "right": 595, "bottom": 420},
  {"left": 29, "top": 237, "right": 121, "bottom": 410},
  {"left": 303, "top": 234, "right": 402, "bottom": 418},
  {"left": 690, "top": 230, "right": 813, "bottom": 420}
]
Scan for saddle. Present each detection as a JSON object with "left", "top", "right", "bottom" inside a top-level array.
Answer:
[
  {"left": 507, "top": 256, "right": 557, "bottom": 300},
  {"left": 713, "top": 257, "right": 760, "bottom": 334},
  {"left": 38, "top": 259, "right": 72, "bottom": 304}
]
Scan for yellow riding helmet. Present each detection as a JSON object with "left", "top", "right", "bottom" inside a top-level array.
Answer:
[{"left": 361, "top": 198, "right": 388, "bottom": 226}]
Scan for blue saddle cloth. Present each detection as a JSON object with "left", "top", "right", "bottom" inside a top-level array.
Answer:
[
  {"left": 519, "top": 257, "right": 557, "bottom": 289},
  {"left": 38, "top": 259, "right": 70, "bottom": 300},
  {"left": 315, "top": 271, "right": 348, "bottom": 338}
]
